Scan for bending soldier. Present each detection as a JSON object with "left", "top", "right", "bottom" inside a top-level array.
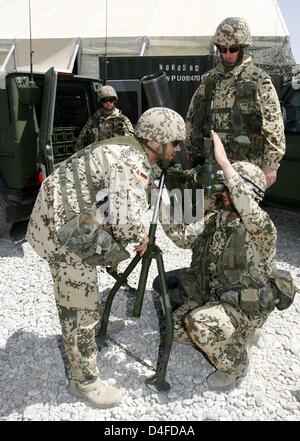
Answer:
[
  {"left": 161, "top": 130, "right": 295, "bottom": 391},
  {"left": 26, "top": 107, "right": 185, "bottom": 408},
  {"left": 186, "top": 17, "right": 285, "bottom": 188},
  {"left": 74, "top": 85, "right": 133, "bottom": 151}
]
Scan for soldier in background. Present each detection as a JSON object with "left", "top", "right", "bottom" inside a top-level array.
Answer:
[
  {"left": 161, "top": 130, "right": 282, "bottom": 390},
  {"left": 26, "top": 107, "right": 185, "bottom": 408},
  {"left": 74, "top": 85, "right": 133, "bottom": 152},
  {"left": 186, "top": 17, "right": 285, "bottom": 188}
]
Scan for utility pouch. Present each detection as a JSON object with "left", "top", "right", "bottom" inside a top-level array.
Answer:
[
  {"left": 179, "top": 269, "right": 208, "bottom": 306},
  {"left": 229, "top": 135, "right": 251, "bottom": 157},
  {"left": 271, "top": 269, "right": 298, "bottom": 311},
  {"left": 239, "top": 287, "right": 260, "bottom": 314},
  {"left": 57, "top": 204, "right": 130, "bottom": 267},
  {"left": 258, "top": 284, "right": 277, "bottom": 313}
]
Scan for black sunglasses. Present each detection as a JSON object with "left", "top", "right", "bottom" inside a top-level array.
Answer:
[
  {"left": 171, "top": 140, "right": 181, "bottom": 147},
  {"left": 101, "top": 97, "right": 116, "bottom": 103},
  {"left": 218, "top": 46, "right": 240, "bottom": 54}
]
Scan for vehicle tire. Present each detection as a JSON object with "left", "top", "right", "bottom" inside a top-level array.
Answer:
[{"left": 0, "top": 194, "right": 12, "bottom": 236}]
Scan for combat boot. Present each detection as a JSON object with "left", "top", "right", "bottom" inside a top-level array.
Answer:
[
  {"left": 206, "top": 370, "right": 240, "bottom": 391},
  {"left": 69, "top": 377, "right": 122, "bottom": 408}
]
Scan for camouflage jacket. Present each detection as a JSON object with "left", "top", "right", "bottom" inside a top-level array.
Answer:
[
  {"left": 74, "top": 108, "right": 133, "bottom": 152},
  {"left": 186, "top": 57, "right": 285, "bottom": 170},
  {"left": 26, "top": 136, "right": 154, "bottom": 260},
  {"left": 161, "top": 172, "right": 277, "bottom": 295}
]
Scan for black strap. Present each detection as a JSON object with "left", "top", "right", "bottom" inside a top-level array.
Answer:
[{"left": 240, "top": 175, "right": 265, "bottom": 199}]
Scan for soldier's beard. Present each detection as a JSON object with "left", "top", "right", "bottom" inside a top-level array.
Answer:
[{"left": 158, "top": 144, "right": 175, "bottom": 168}]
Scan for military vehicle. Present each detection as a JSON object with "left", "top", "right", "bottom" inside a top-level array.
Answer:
[
  {"left": 267, "top": 77, "right": 300, "bottom": 207},
  {"left": 0, "top": 68, "right": 100, "bottom": 234}
]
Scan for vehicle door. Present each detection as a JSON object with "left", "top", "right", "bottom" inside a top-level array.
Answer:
[{"left": 38, "top": 67, "right": 57, "bottom": 177}]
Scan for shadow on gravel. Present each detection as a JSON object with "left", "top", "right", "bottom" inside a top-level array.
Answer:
[
  {"left": 0, "top": 329, "right": 72, "bottom": 417},
  {"left": 0, "top": 324, "right": 190, "bottom": 417},
  {"left": 0, "top": 220, "right": 28, "bottom": 258},
  {"left": 265, "top": 207, "right": 300, "bottom": 269}
]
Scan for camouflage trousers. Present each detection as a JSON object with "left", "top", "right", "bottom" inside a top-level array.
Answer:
[
  {"left": 173, "top": 298, "right": 268, "bottom": 377},
  {"left": 48, "top": 252, "right": 102, "bottom": 385}
]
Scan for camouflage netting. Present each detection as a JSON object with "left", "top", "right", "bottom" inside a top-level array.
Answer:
[{"left": 247, "top": 37, "right": 296, "bottom": 92}]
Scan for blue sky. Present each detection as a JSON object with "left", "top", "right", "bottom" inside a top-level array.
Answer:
[{"left": 277, "top": 0, "right": 300, "bottom": 63}]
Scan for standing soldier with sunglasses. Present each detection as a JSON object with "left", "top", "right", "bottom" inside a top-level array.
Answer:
[
  {"left": 186, "top": 17, "right": 285, "bottom": 188},
  {"left": 74, "top": 85, "right": 133, "bottom": 152}
]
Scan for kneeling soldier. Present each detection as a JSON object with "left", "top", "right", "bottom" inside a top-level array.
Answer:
[{"left": 161, "top": 130, "right": 296, "bottom": 391}]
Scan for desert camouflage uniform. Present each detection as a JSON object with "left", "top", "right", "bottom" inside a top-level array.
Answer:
[
  {"left": 186, "top": 57, "right": 285, "bottom": 170},
  {"left": 26, "top": 136, "right": 153, "bottom": 385},
  {"left": 74, "top": 108, "right": 133, "bottom": 152},
  {"left": 162, "top": 172, "right": 277, "bottom": 377}
]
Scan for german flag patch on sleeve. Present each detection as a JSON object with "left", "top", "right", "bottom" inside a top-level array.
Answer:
[
  {"left": 139, "top": 172, "right": 148, "bottom": 183},
  {"left": 262, "top": 79, "right": 272, "bottom": 87}
]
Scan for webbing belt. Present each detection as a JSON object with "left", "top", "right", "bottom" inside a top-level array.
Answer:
[{"left": 59, "top": 164, "right": 72, "bottom": 222}]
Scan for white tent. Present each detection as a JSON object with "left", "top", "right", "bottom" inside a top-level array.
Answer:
[{"left": 0, "top": 0, "right": 291, "bottom": 78}]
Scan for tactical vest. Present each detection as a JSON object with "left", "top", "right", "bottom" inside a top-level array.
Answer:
[
  {"left": 189, "top": 215, "right": 296, "bottom": 313},
  {"left": 190, "top": 216, "right": 266, "bottom": 299},
  {"left": 59, "top": 135, "right": 146, "bottom": 221},
  {"left": 56, "top": 136, "right": 146, "bottom": 266},
  {"left": 191, "top": 65, "right": 270, "bottom": 162},
  {"left": 99, "top": 114, "right": 130, "bottom": 140}
]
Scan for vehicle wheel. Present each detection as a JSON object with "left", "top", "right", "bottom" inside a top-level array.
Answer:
[{"left": 0, "top": 194, "right": 12, "bottom": 236}]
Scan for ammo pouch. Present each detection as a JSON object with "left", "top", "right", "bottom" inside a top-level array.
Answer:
[
  {"left": 270, "top": 269, "right": 298, "bottom": 311},
  {"left": 229, "top": 135, "right": 251, "bottom": 154},
  {"left": 57, "top": 204, "right": 130, "bottom": 267},
  {"left": 239, "top": 285, "right": 277, "bottom": 315},
  {"left": 239, "top": 268, "right": 297, "bottom": 314}
]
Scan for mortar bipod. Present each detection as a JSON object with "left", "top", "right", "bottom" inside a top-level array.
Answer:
[{"left": 96, "top": 170, "right": 173, "bottom": 392}]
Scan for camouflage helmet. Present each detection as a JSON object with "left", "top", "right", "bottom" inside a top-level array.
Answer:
[
  {"left": 232, "top": 161, "right": 266, "bottom": 200},
  {"left": 213, "top": 17, "right": 252, "bottom": 48},
  {"left": 134, "top": 107, "right": 186, "bottom": 143},
  {"left": 98, "top": 85, "right": 118, "bottom": 101}
]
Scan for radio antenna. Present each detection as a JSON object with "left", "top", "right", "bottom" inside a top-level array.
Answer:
[
  {"left": 28, "top": 0, "right": 34, "bottom": 83},
  {"left": 104, "top": 0, "right": 108, "bottom": 82}
]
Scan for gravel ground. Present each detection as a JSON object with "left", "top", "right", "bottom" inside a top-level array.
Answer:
[{"left": 0, "top": 206, "right": 299, "bottom": 421}]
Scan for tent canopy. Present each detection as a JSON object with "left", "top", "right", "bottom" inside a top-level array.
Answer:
[{"left": 0, "top": 0, "right": 291, "bottom": 77}]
